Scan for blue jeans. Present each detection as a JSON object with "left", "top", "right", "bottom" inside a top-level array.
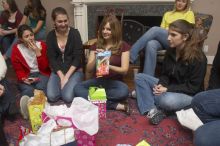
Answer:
[
  {"left": 47, "top": 71, "right": 84, "bottom": 103},
  {"left": 0, "top": 35, "right": 14, "bottom": 54},
  {"left": 194, "top": 120, "right": 220, "bottom": 146},
  {"left": 191, "top": 89, "right": 220, "bottom": 123},
  {"left": 130, "top": 26, "right": 169, "bottom": 76},
  {"left": 5, "top": 28, "right": 46, "bottom": 58},
  {"left": 135, "top": 73, "right": 192, "bottom": 115},
  {"left": 18, "top": 72, "right": 49, "bottom": 97},
  {"left": 74, "top": 78, "right": 129, "bottom": 109}
]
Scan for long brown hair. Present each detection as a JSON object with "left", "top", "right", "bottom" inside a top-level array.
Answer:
[
  {"left": 169, "top": 19, "right": 205, "bottom": 62},
  {"left": 96, "top": 14, "right": 122, "bottom": 55},
  {"left": 1, "top": 0, "right": 19, "bottom": 21}
]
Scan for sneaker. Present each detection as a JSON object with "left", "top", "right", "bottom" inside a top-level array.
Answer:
[
  {"left": 20, "top": 95, "right": 30, "bottom": 120},
  {"left": 130, "top": 90, "right": 136, "bottom": 99},
  {"left": 147, "top": 108, "right": 166, "bottom": 125}
]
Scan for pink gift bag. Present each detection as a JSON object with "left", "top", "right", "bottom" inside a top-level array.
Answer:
[{"left": 74, "top": 130, "right": 96, "bottom": 146}]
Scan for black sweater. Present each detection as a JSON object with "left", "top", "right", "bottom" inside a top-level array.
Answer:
[
  {"left": 208, "top": 41, "right": 220, "bottom": 89},
  {"left": 46, "top": 27, "right": 83, "bottom": 74},
  {"left": 158, "top": 48, "right": 207, "bottom": 96}
]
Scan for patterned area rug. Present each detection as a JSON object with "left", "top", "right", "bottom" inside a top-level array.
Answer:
[{"left": 4, "top": 97, "right": 193, "bottom": 146}]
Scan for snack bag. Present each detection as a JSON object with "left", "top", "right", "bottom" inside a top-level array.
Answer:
[
  {"left": 96, "top": 51, "right": 111, "bottom": 77},
  {"left": 28, "top": 90, "right": 47, "bottom": 133}
]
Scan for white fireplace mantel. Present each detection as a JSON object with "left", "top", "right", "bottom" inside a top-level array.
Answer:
[{"left": 70, "top": 0, "right": 175, "bottom": 43}]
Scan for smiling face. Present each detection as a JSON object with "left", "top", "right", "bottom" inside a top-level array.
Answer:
[
  {"left": 102, "top": 22, "right": 112, "bottom": 41},
  {"left": 54, "top": 14, "right": 69, "bottom": 33},
  {"left": 167, "top": 29, "right": 187, "bottom": 49},
  {"left": 175, "top": 0, "right": 188, "bottom": 11}
]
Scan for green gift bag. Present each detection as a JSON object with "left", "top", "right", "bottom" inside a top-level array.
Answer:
[{"left": 88, "top": 87, "right": 107, "bottom": 101}]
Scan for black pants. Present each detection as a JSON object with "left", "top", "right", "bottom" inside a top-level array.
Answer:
[{"left": 0, "top": 117, "right": 8, "bottom": 146}]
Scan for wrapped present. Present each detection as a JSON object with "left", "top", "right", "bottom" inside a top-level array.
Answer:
[
  {"left": 88, "top": 87, "right": 107, "bottom": 119},
  {"left": 96, "top": 51, "right": 111, "bottom": 77},
  {"left": 74, "top": 130, "right": 96, "bottom": 146},
  {"left": 28, "top": 90, "right": 47, "bottom": 133}
]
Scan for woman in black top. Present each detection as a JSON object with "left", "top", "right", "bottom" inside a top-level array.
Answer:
[{"left": 46, "top": 7, "right": 84, "bottom": 103}]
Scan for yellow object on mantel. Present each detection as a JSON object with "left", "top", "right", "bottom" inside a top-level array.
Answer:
[{"left": 136, "top": 140, "right": 151, "bottom": 146}]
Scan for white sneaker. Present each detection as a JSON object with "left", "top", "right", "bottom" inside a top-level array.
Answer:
[
  {"left": 176, "top": 108, "right": 204, "bottom": 131},
  {"left": 130, "top": 90, "right": 136, "bottom": 99},
  {"left": 20, "top": 95, "right": 30, "bottom": 120}
]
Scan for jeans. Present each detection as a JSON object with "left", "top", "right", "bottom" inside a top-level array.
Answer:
[
  {"left": 0, "top": 35, "right": 14, "bottom": 54},
  {"left": 74, "top": 78, "right": 129, "bottom": 109},
  {"left": 135, "top": 73, "right": 192, "bottom": 115},
  {"left": 130, "top": 26, "right": 169, "bottom": 76},
  {"left": 47, "top": 71, "right": 84, "bottom": 103},
  {"left": 194, "top": 120, "right": 220, "bottom": 146},
  {"left": 5, "top": 28, "right": 46, "bottom": 58},
  {"left": 191, "top": 89, "right": 220, "bottom": 123},
  {"left": 18, "top": 72, "right": 49, "bottom": 97}
]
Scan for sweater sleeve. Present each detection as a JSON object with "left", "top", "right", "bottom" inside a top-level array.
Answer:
[
  {"left": 0, "top": 52, "right": 7, "bottom": 81},
  {"left": 167, "top": 58, "right": 207, "bottom": 95},
  {"left": 160, "top": 12, "right": 167, "bottom": 29},
  {"left": 46, "top": 31, "right": 62, "bottom": 73},
  {"left": 185, "top": 11, "right": 195, "bottom": 24},
  {"left": 70, "top": 29, "right": 83, "bottom": 68}
]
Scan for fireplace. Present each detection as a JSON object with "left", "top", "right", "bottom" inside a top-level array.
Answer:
[{"left": 71, "top": 0, "right": 175, "bottom": 43}]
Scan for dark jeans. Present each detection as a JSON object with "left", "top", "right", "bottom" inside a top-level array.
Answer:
[
  {"left": 74, "top": 78, "right": 129, "bottom": 109},
  {"left": 191, "top": 89, "right": 220, "bottom": 123},
  {"left": 192, "top": 89, "right": 220, "bottom": 146},
  {"left": 18, "top": 72, "right": 49, "bottom": 97},
  {"left": 0, "top": 79, "right": 16, "bottom": 146}
]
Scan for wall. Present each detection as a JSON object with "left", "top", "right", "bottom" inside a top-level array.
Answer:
[{"left": 16, "top": 0, "right": 219, "bottom": 57}]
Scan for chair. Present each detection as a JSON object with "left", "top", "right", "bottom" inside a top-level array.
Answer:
[{"left": 139, "top": 12, "right": 213, "bottom": 73}]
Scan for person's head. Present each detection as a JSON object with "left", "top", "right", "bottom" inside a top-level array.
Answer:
[
  {"left": 168, "top": 19, "right": 205, "bottom": 62},
  {"left": 97, "top": 14, "right": 122, "bottom": 54},
  {"left": 1, "top": 0, "right": 18, "bottom": 12},
  {"left": 174, "top": 0, "right": 191, "bottom": 12},
  {"left": 51, "top": 7, "right": 69, "bottom": 33},
  {"left": 17, "top": 24, "right": 35, "bottom": 45},
  {"left": 26, "top": 0, "right": 45, "bottom": 18}
]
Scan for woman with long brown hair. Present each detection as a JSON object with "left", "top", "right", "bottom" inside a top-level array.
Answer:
[
  {"left": 135, "top": 19, "right": 207, "bottom": 125},
  {"left": 74, "top": 14, "right": 131, "bottom": 114}
]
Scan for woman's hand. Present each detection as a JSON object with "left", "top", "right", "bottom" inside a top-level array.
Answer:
[
  {"left": 153, "top": 84, "right": 167, "bottom": 96},
  {"left": 95, "top": 49, "right": 105, "bottom": 54},
  {"left": 27, "top": 41, "right": 42, "bottom": 56},
  {"left": 0, "top": 84, "right": 5, "bottom": 96},
  {"left": 23, "top": 78, "right": 36, "bottom": 85},
  {"left": 60, "top": 76, "right": 69, "bottom": 89}
]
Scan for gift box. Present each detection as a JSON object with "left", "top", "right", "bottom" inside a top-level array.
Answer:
[
  {"left": 28, "top": 90, "right": 47, "bottom": 133},
  {"left": 74, "top": 130, "right": 96, "bottom": 146},
  {"left": 89, "top": 87, "right": 107, "bottom": 119}
]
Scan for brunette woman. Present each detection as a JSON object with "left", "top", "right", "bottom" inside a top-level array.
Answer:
[
  {"left": 135, "top": 19, "right": 207, "bottom": 124},
  {"left": 46, "top": 7, "right": 84, "bottom": 103},
  {"left": 74, "top": 14, "right": 131, "bottom": 114}
]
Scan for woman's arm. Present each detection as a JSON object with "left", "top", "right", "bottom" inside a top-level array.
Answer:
[
  {"left": 109, "top": 51, "right": 130, "bottom": 75},
  {"left": 86, "top": 50, "right": 96, "bottom": 73},
  {"left": 0, "top": 53, "right": 7, "bottom": 81},
  {"left": 32, "top": 20, "right": 44, "bottom": 34}
]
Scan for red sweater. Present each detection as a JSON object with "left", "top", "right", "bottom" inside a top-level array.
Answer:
[{"left": 11, "top": 41, "right": 51, "bottom": 81}]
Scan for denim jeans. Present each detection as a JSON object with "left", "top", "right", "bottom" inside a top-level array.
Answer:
[
  {"left": 194, "top": 120, "right": 220, "bottom": 146},
  {"left": 18, "top": 72, "right": 49, "bottom": 97},
  {"left": 0, "top": 35, "right": 14, "bottom": 54},
  {"left": 47, "top": 71, "right": 84, "bottom": 103},
  {"left": 5, "top": 28, "right": 46, "bottom": 58},
  {"left": 135, "top": 73, "right": 192, "bottom": 115},
  {"left": 130, "top": 26, "right": 169, "bottom": 76},
  {"left": 191, "top": 89, "right": 220, "bottom": 123},
  {"left": 74, "top": 78, "right": 129, "bottom": 109}
]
